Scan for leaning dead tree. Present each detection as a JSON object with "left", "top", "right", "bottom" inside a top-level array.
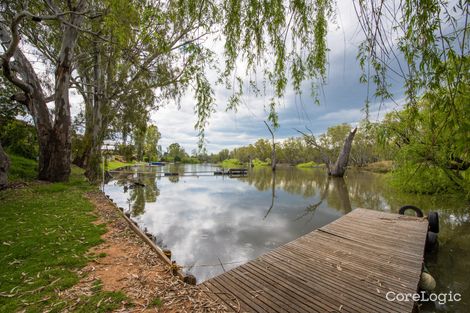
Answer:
[
  {"left": 298, "top": 127, "right": 357, "bottom": 177},
  {"left": 264, "top": 121, "right": 276, "bottom": 171},
  {"left": 330, "top": 128, "right": 357, "bottom": 176}
]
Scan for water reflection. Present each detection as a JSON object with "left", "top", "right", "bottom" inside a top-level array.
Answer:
[
  {"left": 263, "top": 171, "right": 276, "bottom": 219},
  {"left": 104, "top": 164, "right": 469, "bottom": 312},
  {"left": 242, "top": 168, "right": 352, "bottom": 216}
]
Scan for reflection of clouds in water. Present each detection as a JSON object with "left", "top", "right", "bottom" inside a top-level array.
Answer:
[
  {"left": 106, "top": 167, "right": 346, "bottom": 282},
  {"left": 133, "top": 175, "right": 337, "bottom": 282},
  {"left": 105, "top": 165, "right": 470, "bottom": 283}
]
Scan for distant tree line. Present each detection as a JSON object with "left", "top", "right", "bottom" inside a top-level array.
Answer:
[
  {"left": 208, "top": 73, "right": 470, "bottom": 197},
  {"left": 207, "top": 122, "right": 387, "bottom": 167}
]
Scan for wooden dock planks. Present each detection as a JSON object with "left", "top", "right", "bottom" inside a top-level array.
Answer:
[{"left": 202, "top": 208, "right": 429, "bottom": 312}]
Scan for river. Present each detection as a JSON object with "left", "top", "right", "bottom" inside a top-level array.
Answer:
[{"left": 104, "top": 164, "right": 469, "bottom": 312}]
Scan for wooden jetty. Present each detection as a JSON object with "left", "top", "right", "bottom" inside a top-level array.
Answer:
[
  {"left": 214, "top": 168, "right": 248, "bottom": 176},
  {"left": 202, "top": 208, "right": 429, "bottom": 313},
  {"left": 164, "top": 172, "right": 179, "bottom": 176}
]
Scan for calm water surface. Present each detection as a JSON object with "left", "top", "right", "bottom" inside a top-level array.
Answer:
[{"left": 104, "top": 164, "right": 469, "bottom": 312}]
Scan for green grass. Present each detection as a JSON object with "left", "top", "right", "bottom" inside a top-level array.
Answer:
[
  {"left": 0, "top": 154, "right": 128, "bottom": 312},
  {"left": 7, "top": 154, "right": 38, "bottom": 181},
  {"left": 360, "top": 160, "right": 393, "bottom": 173},
  {"left": 104, "top": 160, "right": 136, "bottom": 171},
  {"left": 296, "top": 161, "right": 322, "bottom": 168},
  {"left": 149, "top": 297, "right": 163, "bottom": 308},
  {"left": 220, "top": 158, "right": 243, "bottom": 168},
  {"left": 252, "top": 158, "right": 269, "bottom": 167}
]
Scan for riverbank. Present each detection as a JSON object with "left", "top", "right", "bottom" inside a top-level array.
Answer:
[
  {"left": 358, "top": 160, "right": 393, "bottom": 173},
  {"left": 0, "top": 155, "right": 225, "bottom": 312},
  {"left": 296, "top": 161, "right": 323, "bottom": 168},
  {"left": 220, "top": 158, "right": 271, "bottom": 168}
]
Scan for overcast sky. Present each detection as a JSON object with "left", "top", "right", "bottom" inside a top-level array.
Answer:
[
  {"left": 57, "top": 2, "right": 405, "bottom": 154},
  {"left": 149, "top": 1, "right": 405, "bottom": 154}
]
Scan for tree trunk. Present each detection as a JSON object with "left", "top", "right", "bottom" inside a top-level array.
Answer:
[
  {"left": 2, "top": 43, "right": 70, "bottom": 182},
  {"left": 84, "top": 137, "right": 103, "bottom": 182},
  {"left": 48, "top": 4, "right": 86, "bottom": 181},
  {"left": 36, "top": 127, "right": 73, "bottom": 181},
  {"left": 264, "top": 171, "right": 276, "bottom": 219},
  {"left": 264, "top": 121, "right": 276, "bottom": 171},
  {"left": 271, "top": 142, "right": 276, "bottom": 171},
  {"left": 83, "top": 41, "right": 106, "bottom": 182},
  {"left": 329, "top": 128, "right": 357, "bottom": 177},
  {"left": 72, "top": 75, "right": 94, "bottom": 168},
  {"left": 330, "top": 177, "right": 352, "bottom": 212},
  {"left": 0, "top": 1, "right": 87, "bottom": 182},
  {"left": 0, "top": 142, "right": 10, "bottom": 189},
  {"left": 82, "top": 105, "right": 106, "bottom": 182}
]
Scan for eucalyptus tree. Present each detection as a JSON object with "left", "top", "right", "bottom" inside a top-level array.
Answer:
[
  {"left": 72, "top": 0, "right": 219, "bottom": 180},
  {"left": 298, "top": 124, "right": 357, "bottom": 177},
  {"left": 144, "top": 125, "right": 161, "bottom": 162},
  {"left": 0, "top": 0, "right": 87, "bottom": 181},
  {"left": 166, "top": 143, "right": 187, "bottom": 162},
  {"left": 3, "top": 0, "right": 464, "bottom": 184},
  {"left": 280, "top": 137, "right": 306, "bottom": 165},
  {"left": 0, "top": 0, "right": 342, "bottom": 182}
]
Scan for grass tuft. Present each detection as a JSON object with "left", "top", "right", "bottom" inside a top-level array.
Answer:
[
  {"left": 0, "top": 154, "right": 128, "bottom": 312},
  {"left": 149, "top": 297, "right": 163, "bottom": 308}
]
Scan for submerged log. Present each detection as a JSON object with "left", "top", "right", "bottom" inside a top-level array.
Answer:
[{"left": 329, "top": 127, "right": 357, "bottom": 177}]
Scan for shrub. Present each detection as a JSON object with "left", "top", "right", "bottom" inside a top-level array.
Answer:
[{"left": 0, "top": 120, "right": 38, "bottom": 159}]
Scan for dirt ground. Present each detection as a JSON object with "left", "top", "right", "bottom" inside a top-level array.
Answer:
[{"left": 59, "top": 192, "right": 228, "bottom": 312}]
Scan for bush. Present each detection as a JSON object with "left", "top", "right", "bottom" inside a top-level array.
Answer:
[
  {"left": 0, "top": 120, "right": 38, "bottom": 159},
  {"left": 252, "top": 158, "right": 269, "bottom": 167},
  {"left": 389, "top": 162, "right": 464, "bottom": 195},
  {"left": 220, "top": 158, "right": 243, "bottom": 168},
  {"left": 182, "top": 157, "right": 200, "bottom": 164},
  {"left": 117, "top": 144, "right": 135, "bottom": 162}
]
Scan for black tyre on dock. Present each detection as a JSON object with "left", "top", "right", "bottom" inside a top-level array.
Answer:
[
  {"left": 428, "top": 212, "right": 439, "bottom": 233},
  {"left": 426, "top": 231, "right": 438, "bottom": 252},
  {"left": 398, "top": 205, "right": 424, "bottom": 217}
]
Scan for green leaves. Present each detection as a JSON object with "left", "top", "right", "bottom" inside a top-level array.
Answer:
[
  {"left": 355, "top": 0, "right": 468, "bottom": 112},
  {"left": 221, "top": 0, "right": 335, "bottom": 111},
  {"left": 194, "top": 71, "right": 216, "bottom": 148},
  {"left": 381, "top": 58, "right": 470, "bottom": 196}
]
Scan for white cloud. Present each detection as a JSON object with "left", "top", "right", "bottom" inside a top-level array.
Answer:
[{"left": 12, "top": 0, "right": 404, "bottom": 154}]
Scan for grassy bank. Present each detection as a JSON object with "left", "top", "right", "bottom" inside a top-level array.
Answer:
[
  {"left": 360, "top": 160, "right": 393, "bottom": 173},
  {"left": 220, "top": 158, "right": 243, "bottom": 168},
  {"left": 105, "top": 159, "right": 136, "bottom": 171},
  {"left": 7, "top": 154, "right": 38, "bottom": 181},
  {"left": 220, "top": 158, "right": 271, "bottom": 168},
  {"left": 252, "top": 158, "right": 269, "bottom": 167},
  {"left": 0, "top": 155, "right": 127, "bottom": 312},
  {"left": 296, "top": 161, "right": 323, "bottom": 168}
]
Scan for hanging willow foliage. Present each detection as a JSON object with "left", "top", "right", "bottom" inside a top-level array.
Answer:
[
  {"left": 221, "top": 0, "right": 336, "bottom": 128},
  {"left": 354, "top": 0, "right": 469, "bottom": 116}
]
